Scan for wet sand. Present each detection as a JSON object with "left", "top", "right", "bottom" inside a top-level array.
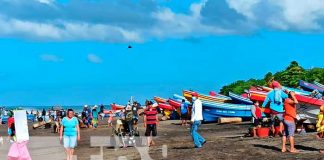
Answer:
[{"left": 1, "top": 118, "right": 324, "bottom": 160}]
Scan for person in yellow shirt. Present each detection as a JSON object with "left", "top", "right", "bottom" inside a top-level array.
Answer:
[{"left": 317, "top": 105, "right": 324, "bottom": 138}]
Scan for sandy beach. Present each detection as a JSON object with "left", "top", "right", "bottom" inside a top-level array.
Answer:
[{"left": 1, "top": 117, "right": 324, "bottom": 160}]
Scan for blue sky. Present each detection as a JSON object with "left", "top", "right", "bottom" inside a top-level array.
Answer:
[{"left": 0, "top": 0, "right": 323, "bottom": 106}]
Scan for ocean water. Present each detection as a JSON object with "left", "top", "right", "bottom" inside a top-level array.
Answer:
[{"left": 5, "top": 105, "right": 111, "bottom": 113}]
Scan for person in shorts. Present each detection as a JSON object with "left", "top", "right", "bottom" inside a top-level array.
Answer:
[
  {"left": 262, "top": 81, "right": 288, "bottom": 136},
  {"left": 251, "top": 101, "right": 262, "bottom": 137},
  {"left": 7, "top": 111, "right": 15, "bottom": 142},
  {"left": 144, "top": 101, "right": 159, "bottom": 147},
  {"left": 60, "top": 109, "right": 80, "bottom": 160},
  {"left": 180, "top": 99, "right": 189, "bottom": 126},
  {"left": 282, "top": 91, "right": 298, "bottom": 153}
]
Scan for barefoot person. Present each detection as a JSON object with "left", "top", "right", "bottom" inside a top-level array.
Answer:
[
  {"left": 60, "top": 109, "right": 80, "bottom": 160},
  {"left": 191, "top": 93, "right": 206, "bottom": 148},
  {"left": 251, "top": 101, "right": 262, "bottom": 137},
  {"left": 262, "top": 81, "right": 288, "bottom": 136},
  {"left": 144, "top": 101, "right": 159, "bottom": 147},
  {"left": 282, "top": 91, "right": 298, "bottom": 153}
]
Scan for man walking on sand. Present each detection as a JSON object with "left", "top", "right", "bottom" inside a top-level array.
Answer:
[
  {"left": 144, "top": 101, "right": 159, "bottom": 147},
  {"left": 191, "top": 93, "right": 206, "bottom": 148}
]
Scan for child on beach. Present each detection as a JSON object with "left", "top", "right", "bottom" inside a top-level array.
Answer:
[
  {"left": 107, "top": 111, "right": 114, "bottom": 127},
  {"left": 251, "top": 101, "right": 262, "bottom": 137},
  {"left": 7, "top": 111, "right": 15, "bottom": 142},
  {"left": 282, "top": 91, "right": 298, "bottom": 153}
]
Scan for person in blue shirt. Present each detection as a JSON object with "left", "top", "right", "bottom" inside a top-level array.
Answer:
[
  {"left": 262, "top": 81, "right": 288, "bottom": 136},
  {"left": 180, "top": 99, "right": 189, "bottom": 126},
  {"left": 92, "top": 105, "right": 99, "bottom": 128},
  {"left": 60, "top": 109, "right": 80, "bottom": 160}
]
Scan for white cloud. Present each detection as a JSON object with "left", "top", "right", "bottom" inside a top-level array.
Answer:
[
  {"left": 37, "top": 0, "right": 54, "bottom": 5},
  {"left": 1, "top": 0, "right": 324, "bottom": 42},
  {"left": 87, "top": 54, "right": 102, "bottom": 64},
  {"left": 0, "top": 15, "right": 143, "bottom": 42},
  {"left": 226, "top": 0, "right": 260, "bottom": 20},
  {"left": 226, "top": 0, "right": 324, "bottom": 31},
  {"left": 40, "top": 54, "right": 63, "bottom": 62},
  {"left": 272, "top": 0, "right": 324, "bottom": 30},
  {"left": 150, "top": 3, "right": 233, "bottom": 39}
]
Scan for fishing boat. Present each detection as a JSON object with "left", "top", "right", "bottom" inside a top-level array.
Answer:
[
  {"left": 260, "top": 85, "right": 313, "bottom": 97},
  {"left": 173, "top": 94, "right": 191, "bottom": 104},
  {"left": 202, "top": 111, "right": 220, "bottom": 122},
  {"left": 295, "top": 94, "right": 324, "bottom": 106},
  {"left": 154, "top": 96, "right": 168, "bottom": 103},
  {"left": 299, "top": 80, "right": 324, "bottom": 93},
  {"left": 110, "top": 103, "right": 125, "bottom": 110},
  {"left": 282, "top": 86, "right": 311, "bottom": 96},
  {"left": 228, "top": 92, "right": 253, "bottom": 105},
  {"left": 258, "top": 86, "right": 272, "bottom": 92},
  {"left": 248, "top": 90, "right": 268, "bottom": 102},
  {"left": 158, "top": 103, "right": 174, "bottom": 110},
  {"left": 314, "top": 81, "right": 324, "bottom": 88},
  {"left": 183, "top": 90, "right": 232, "bottom": 103},
  {"left": 202, "top": 101, "right": 252, "bottom": 118},
  {"left": 168, "top": 98, "right": 182, "bottom": 108}
]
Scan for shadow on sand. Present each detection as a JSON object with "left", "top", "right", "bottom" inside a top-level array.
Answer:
[
  {"left": 254, "top": 144, "right": 282, "bottom": 152},
  {"left": 254, "top": 144, "right": 319, "bottom": 152},
  {"left": 295, "top": 145, "right": 318, "bottom": 152}
]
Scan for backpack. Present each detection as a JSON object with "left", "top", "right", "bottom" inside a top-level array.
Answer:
[{"left": 125, "top": 111, "right": 133, "bottom": 121}]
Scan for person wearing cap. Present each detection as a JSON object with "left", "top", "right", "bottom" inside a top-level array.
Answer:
[
  {"left": 125, "top": 104, "right": 134, "bottom": 133},
  {"left": 144, "top": 101, "right": 159, "bottom": 147},
  {"left": 262, "top": 81, "right": 288, "bottom": 136},
  {"left": 190, "top": 93, "right": 206, "bottom": 148}
]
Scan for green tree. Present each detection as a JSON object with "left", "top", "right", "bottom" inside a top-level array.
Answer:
[{"left": 220, "top": 61, "right": 324, "bottom": 95}]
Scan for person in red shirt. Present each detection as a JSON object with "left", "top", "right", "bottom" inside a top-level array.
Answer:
[
  {"left": 7, "top": 111, "right": 15, "bottom": 142},
  {"left": 282, "top": 91, "right": 298, "bottom": 153},
  {"left": 251, "top": 101, "right": 262, "bottom": 137},
  {"left": 144, "top": 101, "right": 159, "bottom": 147}
]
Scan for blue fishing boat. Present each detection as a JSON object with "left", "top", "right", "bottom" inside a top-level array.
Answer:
[
  {"left": 202, "top": 111, "right": 220, "bottom": 122},
  {"left": 282, "top": 86, "right": 311, "bottom": 96},
  {"left": 299, "top": 80, "right": 324, "bottom": 93},
  {"left": 314, "top": 81, "right": 324, "bottom": 88},
  {"left": 202, "top": 101, "right": 252, "bottom": 118},
  {"left": 228, "top": 92, "right": 253, "bottom": 105}
]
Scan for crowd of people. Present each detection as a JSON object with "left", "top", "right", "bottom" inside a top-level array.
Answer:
[{"left": 6, "top": 80, "right": 324, "bottom": 159}]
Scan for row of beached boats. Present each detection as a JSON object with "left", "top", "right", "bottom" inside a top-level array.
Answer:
[{"left": 151, "top": 80, "right": 324, "bottom": 123}]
